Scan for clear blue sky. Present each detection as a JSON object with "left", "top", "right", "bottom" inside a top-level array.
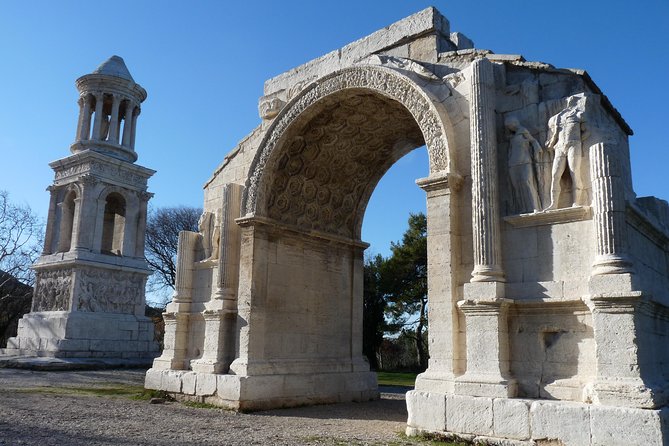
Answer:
[{"left": 1, "top": 1, "right": 667, "bottom": 258}]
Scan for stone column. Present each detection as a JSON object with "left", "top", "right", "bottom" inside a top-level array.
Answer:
[
  {"left": 134, "top": 192, "right": 152, "bottom": 257},
  {"left": 107, "top": 95, "right": 121, "bottom": 144},
  {"left": 42, "top": 186, "right": 59, "bottom": 255},
  {"left": 91, "top": 93, "right": 105, "bottom": 141},
  {"left": 71, "top": 175, "right": 98, "bottom": 252},
  {"left": 585, "top": 143, "right": 654, "bottom": 407},
  {"left": 75, "top": 97, "right": 85, "bottom": 142},
  {"left": 122, "top": 196, "right": 138, "bottom": 257},
  {"left": 130, "top": 107, "right": 140, "bottom": 150},
  {"left": 414, "top": 172, "right": 462, "bottom": 393},
  {"left": 455, "top": 59, "right": 514, "bottom": 398},
  {"left": 78, "top": 95, "right": 93, "bottom": 141},
  {"left": 469, "top": 58, "right": 504, "bottom": 282},
  {"left": 91, "top": 196, "right": 107, "bottom": 253},
  {"left": 121, "top": 101, "right": 134, "bottom": 147},
  {"left": 192, "top": 184, "right": 244, "bottom": 374},
  {"left": 590, "top": 142, "right": 633, "bottom": 275},
  {"left": 152, "top": 231, "right": 199, "bottom": 370}
]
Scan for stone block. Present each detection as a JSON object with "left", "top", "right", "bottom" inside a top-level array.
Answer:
[
  {"left": 406, "top": 390, "right": 446, "bottom": 432},
  {"left": 182, "top": 372, "right": 197, "bottom": 395},
  {"left": 217, "top": 375, "right": 242, "bottom": 400},
  {"left": 161, "top": 371, "right": 183, "bottom": 393},
  {"left": 590, "top": 405, "right": 666, "bottom": 446},
  {"left": 446, "top": 394, "right": 493, "bottom": 436},
  {"left": 195, "top": 372, "right": 217, "bottom": 396},
  {"left": 530, "top": 400, "right": 590, "bottom": 446},
  {"left": 408, "top": 35, "right": 439, "bottom": 63},
  {"left": 493, "top": 398, "right": 530, "bottom": 440},
  {"left": 144, "top": 369, "right": 162, "bottom": 390}
]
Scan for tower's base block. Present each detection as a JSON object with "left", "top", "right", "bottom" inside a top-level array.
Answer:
[
  {"left": 4, "top": 311, "right": 159, "bottom": 360},
  {"left": 144, "top": 369, "right": 379, "bottom": 411},
  {"left": 405, "top": 390, "right": 669, "bottom": 446}
]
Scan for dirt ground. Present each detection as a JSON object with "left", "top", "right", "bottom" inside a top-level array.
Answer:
[{"left": 0, "top": 368, "right": 439, "bottom": 446}]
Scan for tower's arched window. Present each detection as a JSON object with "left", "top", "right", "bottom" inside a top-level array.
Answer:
[
  {"left": 56, "top": 191, "right": 77, "bottom": 253},
  {"left": 101, "top": 192, "right": 126, "bottom": 255}
]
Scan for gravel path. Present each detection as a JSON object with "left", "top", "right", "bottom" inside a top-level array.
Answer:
[{"left": 0, "top": 368, "right": 427, "bottom": 445}]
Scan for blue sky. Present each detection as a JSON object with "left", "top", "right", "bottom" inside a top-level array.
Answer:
[{"left": 1, "top": 1, "right": 667, "bottom": 258}]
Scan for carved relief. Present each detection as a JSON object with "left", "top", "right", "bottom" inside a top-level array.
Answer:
[
  {"left": 544, "top": 95, "right": 589, "bottom": 209},
  {"left": 366, "top": 55, "right": 440, "bottom": 81},
  {"left": 258, "top": 95, "right": 286, "bottom": 120},
  {"left": 90, "top": 161, "right": 148, "bottom": 188},
  {"left": 245, "top": 66, "right": 452, "bottom": 217},
  {"left": 54, "top": 162, "right": 91, "bottom": 181},
  {"left": 506, "top": 117, "right": 543, "bottom": 213},
  {"left": 76, "top": 268, "right": 144, "bottom": 314},
  {"left": 32, "top": 269, "right": 73, "bottom": 312},
  {"left": 55, "top": 160, "right": 148, "bottom": 189},
  {"left": 198, "top": 211, "right": 220, "bottom": 261}
]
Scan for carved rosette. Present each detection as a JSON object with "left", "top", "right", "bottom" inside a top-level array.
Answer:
[
  {"left": 32, "top": 268, "right": 74, "bottom": 312},
  {"left": 243, "top": 65, "right": 452, "bottom": 216}
]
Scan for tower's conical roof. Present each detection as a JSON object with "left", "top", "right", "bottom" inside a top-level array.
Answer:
[{"left": 91, "top": 55, "right": 134, "bottom": 82}]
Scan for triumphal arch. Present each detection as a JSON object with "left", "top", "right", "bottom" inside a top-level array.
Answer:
[{"left": 146, "top": 8, "right": 669, "bottom": 444}]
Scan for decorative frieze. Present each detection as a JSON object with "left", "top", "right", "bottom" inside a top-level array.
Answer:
[
  {"left": 76, "top": 268, "right": 145, "bottom": 314},
  {"left": 31, "top": 268, "right": 73, "bottom": 312}
]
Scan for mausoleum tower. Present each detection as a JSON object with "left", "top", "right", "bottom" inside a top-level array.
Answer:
[
  {"left": 6, "top": 56, "right": 158, "bottom": 361},
  {"left": 71, "top": 55, "right": 145, "bottom": 163}
]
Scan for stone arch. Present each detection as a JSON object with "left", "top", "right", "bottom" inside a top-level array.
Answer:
[
  {"left": 219, "top": 65, "right": 459, "bottom": 407},
  {"left": 243, "top": 65, "right": 454, "bottom": 235}
]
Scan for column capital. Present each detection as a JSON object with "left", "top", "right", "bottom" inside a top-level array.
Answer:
[
  {"left": 78, "top": 174, "right": 98, "bottom": 187},
  {"left": 138, "top": 191, "right": 154, "bottom": 202}
]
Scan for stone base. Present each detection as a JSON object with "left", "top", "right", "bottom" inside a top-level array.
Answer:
[
  {"left": 406, "top": 390, "right": 669, "bottom": 446},
  {"left": 144, "top": 368, "right": 379, "bottom": 411},
  {"left": 5, "top": 311, "right": 159, "bottom": 359}
]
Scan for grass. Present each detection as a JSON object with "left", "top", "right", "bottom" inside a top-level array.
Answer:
[
  {"left": 181, "top": 400, "right": 221, "bottom": 410},
  {"left": 16, "top": 385, "right": 146, "bottom": 398},
  {"left": 376, "top": 371, "right": 417, "bottom": 387}
]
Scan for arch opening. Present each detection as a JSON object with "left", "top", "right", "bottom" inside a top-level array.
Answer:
[
  {"left": 258, "top": 89, "right": 427, "bottom": 240},
  {"left": 56, "top": 190, "right": 77, "bottom": 253},
  {"left": 101, "top": 192, "right": 126, "bottom": 255}
]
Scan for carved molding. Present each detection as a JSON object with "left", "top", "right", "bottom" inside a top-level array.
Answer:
[
  {"left": 504, "top": 206, "right": 593, "bottom": 228},
  {"left": 244, "top": 65, "right": 452, "bottom": 219}
]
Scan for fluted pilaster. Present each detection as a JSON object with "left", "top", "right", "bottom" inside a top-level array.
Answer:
[
  {"left": 590, "top": 143, "right": 633, "bottom": 275},
  {"left": 469, "top": 58, "right": 504, "bottom": 282},
  {"left": 172, "top": 231, "right": 199, "bottom": 303}
]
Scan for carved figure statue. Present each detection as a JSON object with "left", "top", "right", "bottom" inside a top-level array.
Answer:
[
  {"left": 198, "top": 211, "right": 219, "bottom": 261},
  {"left": 506, "top": 117, "right": 542, "bottom": 213},
  {"left": 545, "top": 96, "right": 589, "bottom": 209}
]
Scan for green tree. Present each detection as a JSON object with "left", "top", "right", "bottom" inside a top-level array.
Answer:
[
  {"left": 362, "top": 253, "right": 387, "bottom": 370},
  {"left": 145, "top": 206, "right": 201, "bottom": 305},
  {"left": 383, "top": 212, "right": 428, "bottom": 371}
]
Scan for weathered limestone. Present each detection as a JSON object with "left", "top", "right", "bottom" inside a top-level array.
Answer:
[
  {"left": 4, "top": 56, "right": 158, "bottom": 361},
  {"left": 145, "top": 8, "right": 669, "bottom": 444}
]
